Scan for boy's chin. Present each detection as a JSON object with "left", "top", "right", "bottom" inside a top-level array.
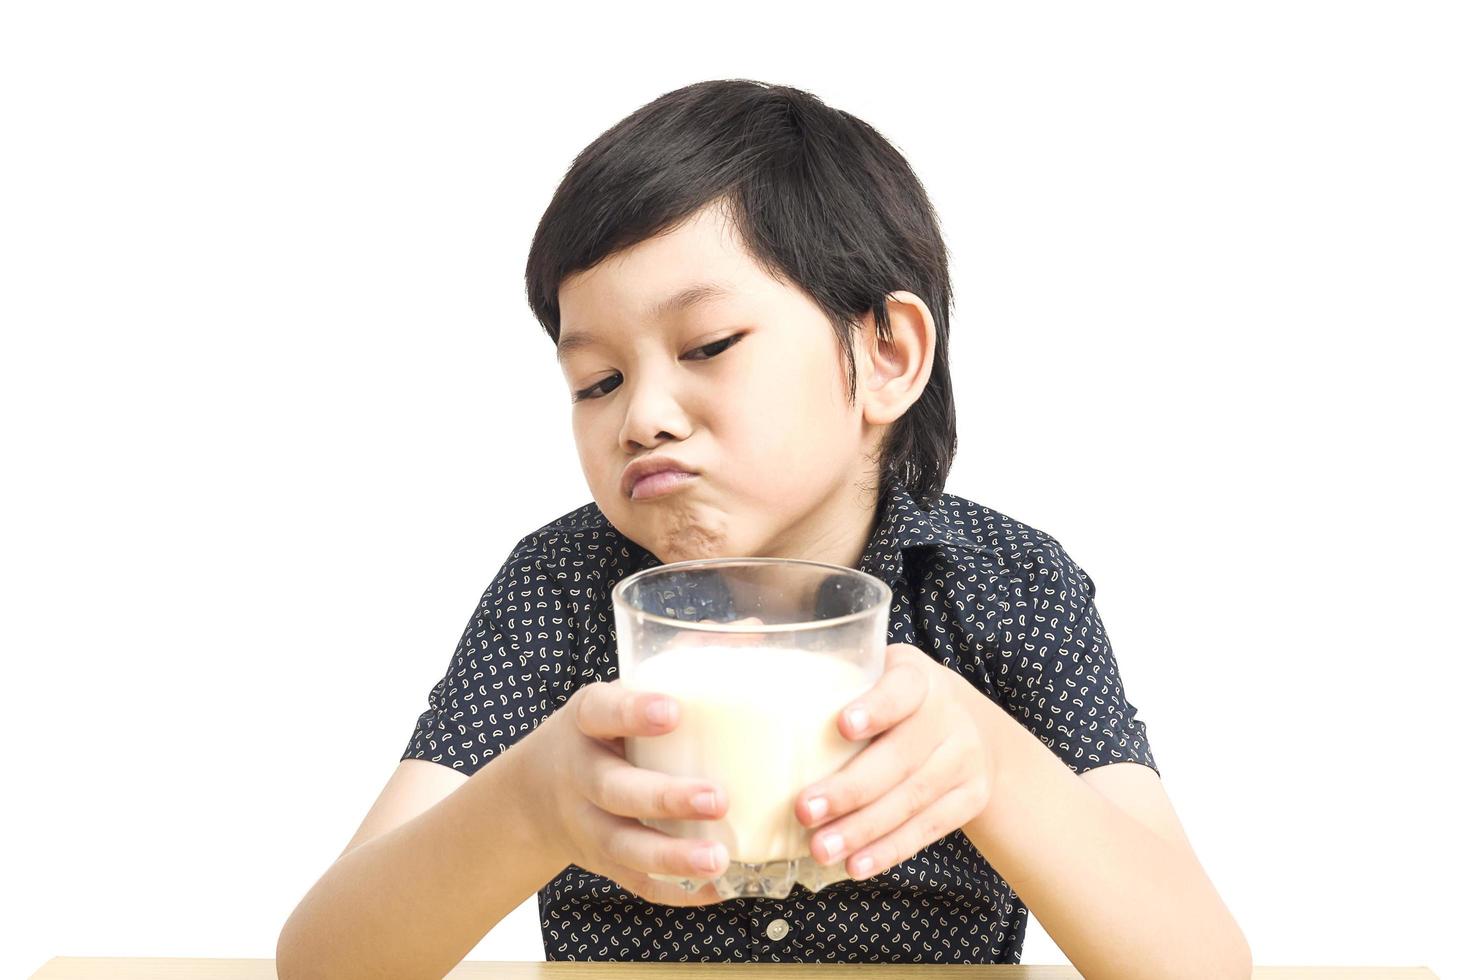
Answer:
[
  {"left": 646, "top": 536, "right": 733, "bottom": 565},
  {"left": 629, "top": 508, "right": 739, "bottom": 565}
]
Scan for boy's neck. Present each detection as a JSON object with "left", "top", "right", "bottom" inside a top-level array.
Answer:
[{"left": 761, "top": 485, "right": 885, "bottom": 573}]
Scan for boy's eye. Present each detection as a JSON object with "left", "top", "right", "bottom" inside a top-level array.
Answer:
[
  {"left": 572, "top": 333, "right": 744, "bottom": 402},
  {"left": 573, "top": 372, "right": 623, "bottom": 402},
  {"left": 683, "top": 333, "right": 742, "bottom": 361}
]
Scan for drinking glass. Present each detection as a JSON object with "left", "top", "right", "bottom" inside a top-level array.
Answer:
[{"left": 611, "top": 557, "right": 890, "bottom": 900}]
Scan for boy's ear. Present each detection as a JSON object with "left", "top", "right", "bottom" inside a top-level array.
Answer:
[{"left": 860, "top": 290, "right": 937, "bottom": 426}]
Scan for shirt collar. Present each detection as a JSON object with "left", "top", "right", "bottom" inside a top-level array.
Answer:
[
  {"left": 856, "top": 485, "right": 981, "bottom": 590},
  {"left": 546, "top": 486, "right": 989, "bottom": 589}
]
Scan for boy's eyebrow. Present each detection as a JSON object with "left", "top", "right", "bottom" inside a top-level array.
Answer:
[{"left": 556, "top": 280, "right": 734, "bottom": 363}]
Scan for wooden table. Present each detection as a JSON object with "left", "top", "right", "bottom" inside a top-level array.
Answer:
[{"left": 27, "top": 960, "right": 1442, "bottom": 978}]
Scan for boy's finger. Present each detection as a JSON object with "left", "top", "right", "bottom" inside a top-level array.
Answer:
[
  {"left": 608, "top": 860, "right": 727, "bottom": 908},
  {"left": 843, "top": 781, "right": 982, "bottom": 882},
  {"left": 645, "top": 876, "right": 728, "bottom": 907},
  {"left": 574, "top": 682, "right": 681, "bottom": 740},
  {"left": 839, "top": 651, "right": 928, "bottom": 740},
  {"left": 796, "top": 714, "right": 927, "bottom": 828},
  {"left": 805, "top": 743, "right": 960, "bottom": 866},
  {"left": 583, "top": 742, "right": 728, "bottom": 821},
  {"left": 603, "top": 816, "right": 731, "bottom": 881}
]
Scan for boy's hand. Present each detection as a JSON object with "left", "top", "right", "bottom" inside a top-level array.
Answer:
[
  {"left": 535, "top": 679, "right": 731, "bottom": 907},
  {"left": 794, "top": 642, "right": 996, "bottom": 881}
]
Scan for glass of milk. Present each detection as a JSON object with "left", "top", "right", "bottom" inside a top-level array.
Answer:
[{"left": 611, "top": 557, "right": 890, "bottom": 900}]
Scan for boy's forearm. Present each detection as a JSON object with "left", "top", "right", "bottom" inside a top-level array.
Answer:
[
  {"left": 962, "top": 697, "right": 1251, "bottom": 980},
  {"left": 276, "top": 732, "right": 567, "bottom": 980}
]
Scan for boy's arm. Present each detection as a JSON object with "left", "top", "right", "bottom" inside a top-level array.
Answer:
[
  {"left": 275, "top": 727, "right": 566, "bottom": 980},
  {"left": 962, "top": 693, "right": 1252, "bottom": 980}
]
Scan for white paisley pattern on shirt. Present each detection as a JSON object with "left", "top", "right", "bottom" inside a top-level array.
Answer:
[{"left": 402, "top": 487, "right": 1157, "bottom": 963}]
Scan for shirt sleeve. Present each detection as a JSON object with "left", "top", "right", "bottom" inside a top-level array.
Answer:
[
  {"left": 400, "top": 532, "right": 572, "bottom": 778},
  {"left": 991, "top": 534, "right": 1159, "bottom": 776}
]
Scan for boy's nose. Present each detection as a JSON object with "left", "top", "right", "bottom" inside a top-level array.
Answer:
[{"left": 618, "top": 384, "right": 693, "bottom": 453}]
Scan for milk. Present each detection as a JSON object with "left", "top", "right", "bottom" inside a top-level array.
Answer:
[{"left": 622, "top": 644, "right": 876, "bottom": 865}]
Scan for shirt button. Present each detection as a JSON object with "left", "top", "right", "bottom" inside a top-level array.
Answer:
[{"left": 765, "top": 918, "right": 790, "bottom": 941}]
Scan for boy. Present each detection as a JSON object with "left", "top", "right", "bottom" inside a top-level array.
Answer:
[{"left": 277, "top": 79, "right": 1250, "bottom": 978}]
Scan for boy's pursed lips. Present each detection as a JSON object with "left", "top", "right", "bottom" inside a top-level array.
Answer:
[{"left": 622, "top": 454, "right": 698, "bottom": 499}]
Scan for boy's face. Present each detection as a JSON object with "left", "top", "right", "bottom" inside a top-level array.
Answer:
[{"left": 556, "top": 201, "right": 930, "bottom": 567}]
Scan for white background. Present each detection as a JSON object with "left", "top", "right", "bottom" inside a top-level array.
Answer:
[{"left": 3, "top": 2, "right": 1466, "bottom": 977}]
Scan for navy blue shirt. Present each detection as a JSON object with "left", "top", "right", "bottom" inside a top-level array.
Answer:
[{"left": 402, "top": 486, "right": 1158, "bottom": 963}]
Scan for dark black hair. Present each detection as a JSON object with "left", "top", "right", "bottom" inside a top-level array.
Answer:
[{"left": 524, "top": 78, "right": 957, "bottom": 509}]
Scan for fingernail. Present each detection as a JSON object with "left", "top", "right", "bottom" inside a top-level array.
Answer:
[
  {"left": 695, "top": 843, "right": 726, "bottom": 872},
  {"left": 845, "top": 706, "right": 868, "bottom": 735},
  {"left": 646, "top": 699, "right": 674, "bottom": 725},
  {"left": 818, "top": 832, "right": 845, "bottom": 863},
  {"left": 853, "top": 855, "right": 874, "bottom": 877},
  {"left": 693, "top": 790, "right": 719, "bottom": 815},
  {"left": 806, "top": 796, "right": 828, "bottom": 822}
]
